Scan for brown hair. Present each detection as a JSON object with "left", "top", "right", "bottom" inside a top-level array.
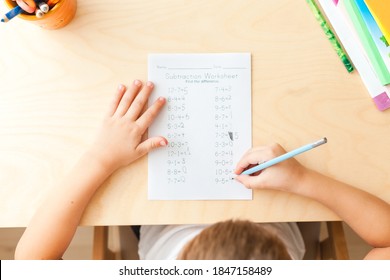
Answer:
[{"left": 178, "top": 219, "right": 291, "bottom": 260}]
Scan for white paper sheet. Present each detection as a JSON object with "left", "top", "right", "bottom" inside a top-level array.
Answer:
[{"left": 148, "top": 53, "right": 252, "bottom": 200}]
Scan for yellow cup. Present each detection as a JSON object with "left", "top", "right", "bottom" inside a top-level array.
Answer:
[{"left": 4, "top": 0, "right": 77, "bottom": 29}]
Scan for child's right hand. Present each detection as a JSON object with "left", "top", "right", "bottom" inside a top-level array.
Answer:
[
  {"left": 88, "top": 80, "right": 167, "bottom": 173},
  {"left": 234, "top": 143, "right": 307, "bottom": 193}
]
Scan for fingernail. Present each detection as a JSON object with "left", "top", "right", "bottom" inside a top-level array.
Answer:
[
  {"left": 160, "top": 140, "right": 167, "bottom": 146},
  {"left": 118, "top": 84, "right": 125, "bottom": 91},
  {"left": 147, "top": 81, "right": 154, "bottom": 88},
  {"left": 134, "top": 79, "right": 141, "bottom": 86},
  {"left": 158, "top": 97, "right": 166, "bottom": 102}
]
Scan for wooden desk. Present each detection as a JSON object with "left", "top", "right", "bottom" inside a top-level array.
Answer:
[{"left": 1, "top": 0, "right": 389, "bottom": 227}]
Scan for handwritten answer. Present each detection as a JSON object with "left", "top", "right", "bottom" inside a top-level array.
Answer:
[{"left": 148, "top": 53, "right": 252, "bottom": 200}]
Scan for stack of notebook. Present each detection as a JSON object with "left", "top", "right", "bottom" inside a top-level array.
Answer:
[{"left": 316, "top": 0, "right": 390, "bottom": 111}]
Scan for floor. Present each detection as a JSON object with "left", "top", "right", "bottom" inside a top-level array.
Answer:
[{"left": 0, "top": 222, "right": 372, "bottom": 260}]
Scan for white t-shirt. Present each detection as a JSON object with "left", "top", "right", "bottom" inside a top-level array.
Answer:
[{"left": 139, "top": 223, "right": 305, "bottom": 260}]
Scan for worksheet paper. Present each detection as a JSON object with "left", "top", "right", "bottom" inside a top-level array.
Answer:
[{"left": 148, "top": 53, "right": 252, "bottom": 200}]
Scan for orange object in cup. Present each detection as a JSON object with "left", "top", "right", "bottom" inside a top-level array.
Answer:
[{"left": 4, "top": 0, "right": 77, "bottom": 29}]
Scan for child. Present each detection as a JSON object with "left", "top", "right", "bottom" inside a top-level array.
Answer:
[
  {"left": 15, "top": 80, "right": 390, "bottom": 259},
  {"left": 176, "top": 143, "right": 390, "bottom": 260}
]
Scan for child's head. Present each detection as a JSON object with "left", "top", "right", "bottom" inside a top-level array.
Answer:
[{"left": 178, "top": 219, "right": 291, "bottom": 260}]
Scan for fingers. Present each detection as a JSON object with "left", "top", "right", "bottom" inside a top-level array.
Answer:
[
  {"left": 234, "top": 146, "right": 270, "bottom": 175},
  {"left": 234, "top": 152, "right": 260, "bottom": 175},
  {"left": 136, "top": 96, "right": 166, "bottom": 133},
  {"left": 106, "top": 84, "right": 127, "bottom": 117},
  {"left": 234, "top": 144, "right": 286, "bottom": 174},
  {"left": 115, "top": 80, "right": 143, "bottom": 117},
  {"left": 136, "top": 136, "right": 168, "bottom": 157},
  {"left": 111, "top": 80, "right": 155, "bottom": 119},
  {"left": 106, "top": 79, "right": 166, "bottom": 136},
  {"left": 235, "top": 174, "right": 256, "bottom": 189},
  {"left": 125, "top": 81, "right": 155, "bottom": 120}
]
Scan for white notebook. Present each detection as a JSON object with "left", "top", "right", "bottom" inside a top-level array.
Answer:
[{"left": 148, "top": 53, "right": 252, "bottom": 200}]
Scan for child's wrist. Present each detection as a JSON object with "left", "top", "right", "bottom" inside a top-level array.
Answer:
[
  {"left": 286, "top": 165, "right": 309, "bottom": 195},
  {"left": 83, "top": 147, "right": 117, "bottom": 175},
  {"left": 293, "top": 167, "right": 317, "bottom": 197}
]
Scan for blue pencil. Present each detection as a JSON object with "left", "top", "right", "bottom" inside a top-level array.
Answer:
[
  {"left": 240, "top": 138, "right": 327, "bottom": 176},
  {"left": 1, "top": 5, "right": 23, "bottom": 23}
]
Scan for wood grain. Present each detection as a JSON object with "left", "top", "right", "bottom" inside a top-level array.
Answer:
[{"left": 1, "top": 0, "right": 389, "bottom": 227}]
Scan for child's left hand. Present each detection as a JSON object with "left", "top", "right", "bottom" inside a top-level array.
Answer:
[{"left": 89, "top": 80, "right": 167, "bottom": 172}]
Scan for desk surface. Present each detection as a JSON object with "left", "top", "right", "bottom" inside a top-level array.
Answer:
[{"left": 1, "top": 0, "right": 390, "bottom": 227}]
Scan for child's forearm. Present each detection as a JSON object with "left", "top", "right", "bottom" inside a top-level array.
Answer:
[
  {"left": 15, "top": 151, "right": 112, "bottom": 259},
  {"left": 297, "top": 169, "right": 390, "bottom": 248},
  {"left": 235, "top": 143, "right": 390, "bottom": 259}
]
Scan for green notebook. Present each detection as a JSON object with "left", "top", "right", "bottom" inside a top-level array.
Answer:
[{"left": 343, "top": 0, "right": 390, "bottom": 85}]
